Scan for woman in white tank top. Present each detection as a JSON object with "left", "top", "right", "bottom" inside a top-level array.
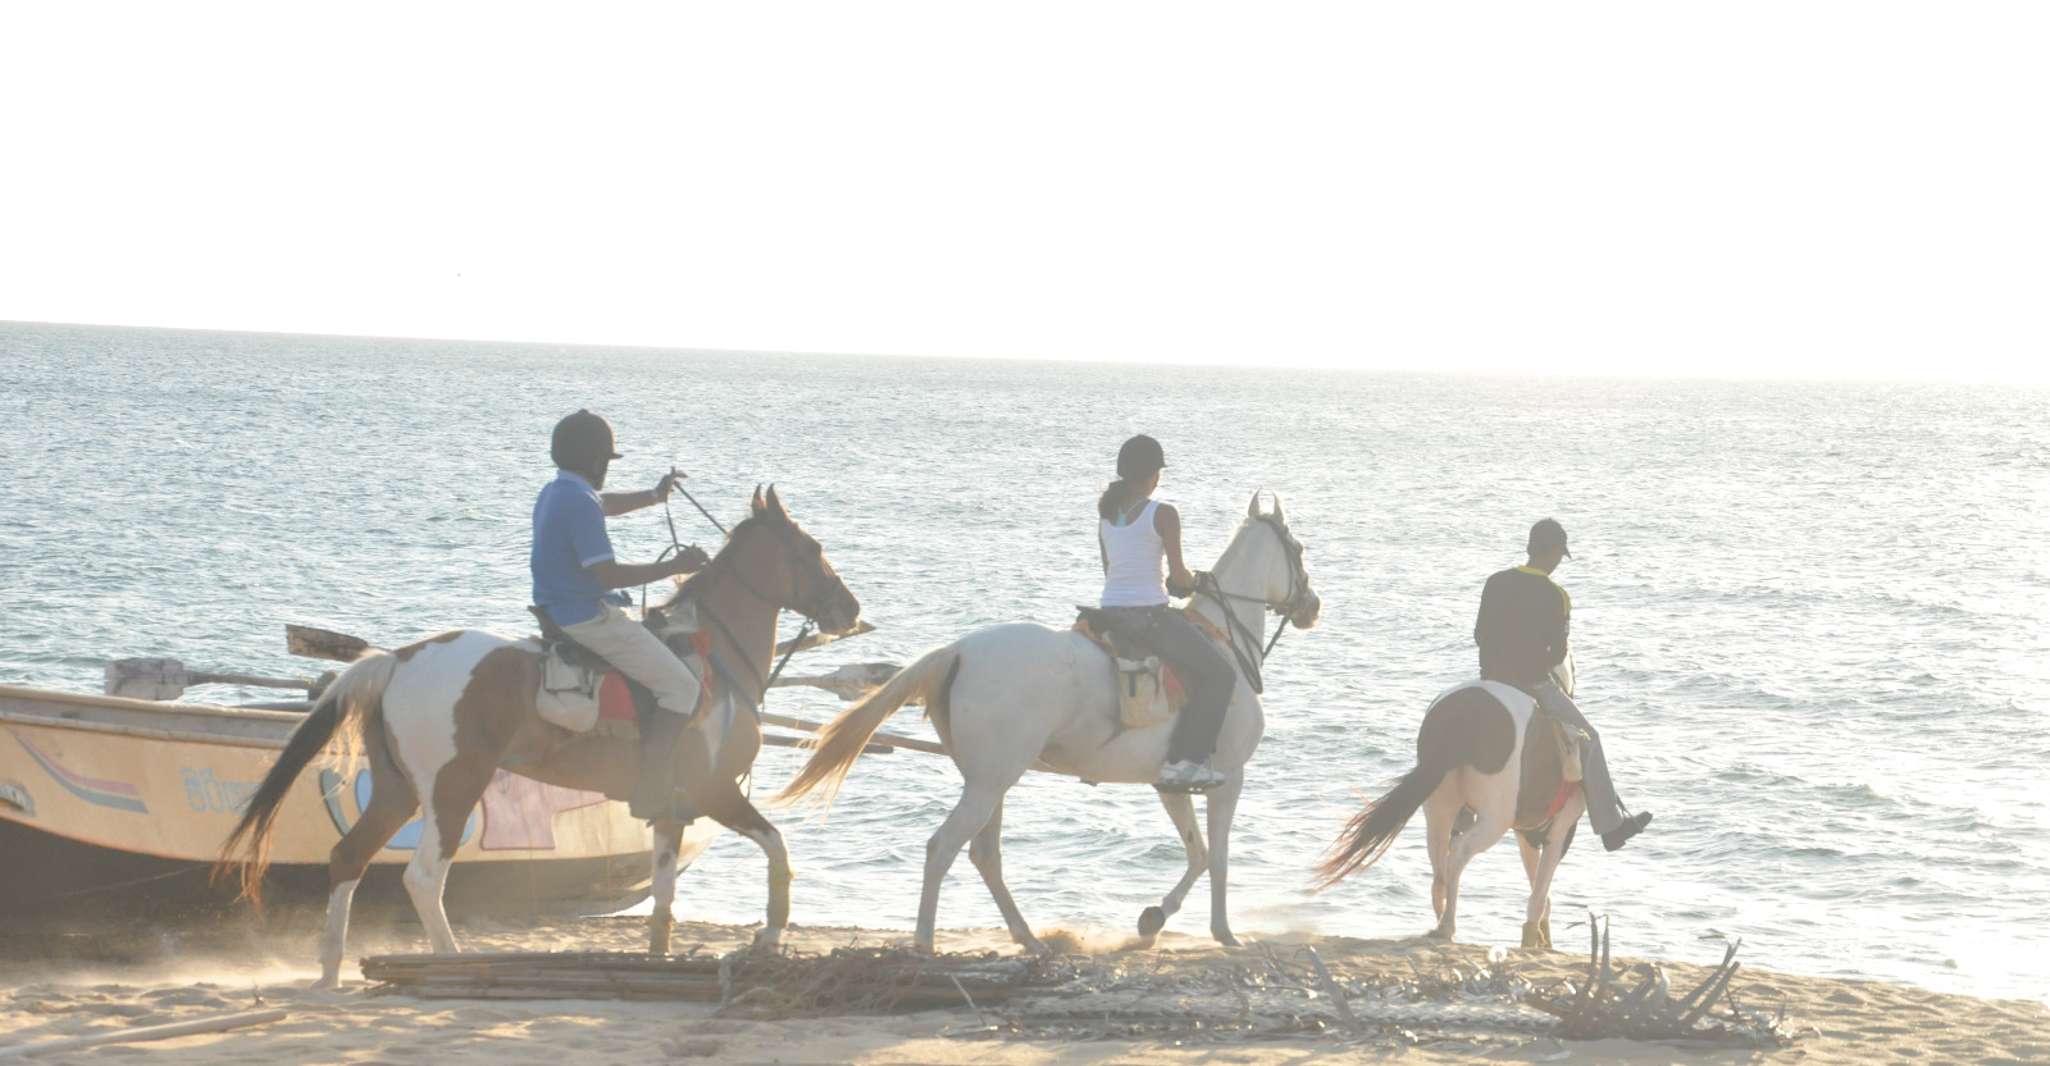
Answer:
[{"left": 1096, "top": 435, "right": 1237, "bottom": 792}]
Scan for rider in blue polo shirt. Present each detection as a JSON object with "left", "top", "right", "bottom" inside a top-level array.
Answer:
[{"left": 534, "top": 409, "right": 710, "bottom": 821}]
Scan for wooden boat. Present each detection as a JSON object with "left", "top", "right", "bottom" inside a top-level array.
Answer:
[{"left": 0, "top": 683, "right": 722, "bottom": 916}]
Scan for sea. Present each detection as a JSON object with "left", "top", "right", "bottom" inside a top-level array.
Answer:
[{"left": 2, "top": 320, "right": 2045, "bottom": 1004}]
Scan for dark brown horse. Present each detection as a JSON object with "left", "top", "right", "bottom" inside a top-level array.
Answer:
[{"left": 216, "top": 487, "right": 859, "bottom": 987}]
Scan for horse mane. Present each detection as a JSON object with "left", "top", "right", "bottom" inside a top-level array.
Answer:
[{"left": 659, "top": 511, "right": 778, "bottom": 610}]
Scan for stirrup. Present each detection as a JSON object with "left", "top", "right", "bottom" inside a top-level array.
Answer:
[{"left": 1154, "top": 760, "right": 1227, "bottom": 793}]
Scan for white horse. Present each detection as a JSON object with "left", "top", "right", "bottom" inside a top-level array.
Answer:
[
  {"left": 779, "top": 494, "right": 1320, "bottom": 952},
  {"left": 1315, "top": 655, "right": 1584, "bottom": 949}
]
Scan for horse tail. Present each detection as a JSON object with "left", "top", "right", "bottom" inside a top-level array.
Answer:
[
  {"left": 1314, "top": 687, "right": 1488, "bottom": 889},
  {"left": 775, "top": 645, "right": 961, "bottom": 810},
  {"left": 213, "top": 650, "right": 398, "bottom": 905}
]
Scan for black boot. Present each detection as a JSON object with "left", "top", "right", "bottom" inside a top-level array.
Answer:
[
  {"left": 1601, "top": 810, "right": 1653, "bottom": 852},
  {"left": 630, "top": 709, "right": 689, "bottom": 823}
]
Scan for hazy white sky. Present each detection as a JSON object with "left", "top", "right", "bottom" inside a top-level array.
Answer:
[{"left": 2, "top": 3, "right": 2045, "bottom": 382}]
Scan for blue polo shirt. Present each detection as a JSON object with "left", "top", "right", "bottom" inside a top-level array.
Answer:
[{"left": 531, "top": 470, "right": 615, "bottom": 626}]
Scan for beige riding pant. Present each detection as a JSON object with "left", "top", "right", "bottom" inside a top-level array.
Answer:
[{"left": 561, "top": 603, "right": 702, "bottom": 718}]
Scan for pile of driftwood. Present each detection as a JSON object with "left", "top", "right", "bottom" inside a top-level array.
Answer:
[
  {"left": 969, "top": 945, "right": 1555, "bottom": 1049},
  {"left": 362, "top": 948, "right": 1040, "bottom": 1017},
  {"left": 362, "top": 921, "right": 1794, "bottom": 1051},
  {"left": 1526, "top": 915, "right": 1793, "bottom": 1047}
]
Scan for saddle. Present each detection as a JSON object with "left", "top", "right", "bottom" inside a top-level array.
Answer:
[
  {"left": 529, "top": 606, "right": 717, "bottom": 740},
  {"left": 1073, "top": 607, "right": 1189, "bottom": 730}
]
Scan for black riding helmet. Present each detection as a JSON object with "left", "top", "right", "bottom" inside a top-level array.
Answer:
[
  {"left": 551, "top": 409, "right": 623, "bottom": 470},
  {"left": 1528, "top": 517, "right": 1572, "bottom": 559},
  {"left": 1116, "top": 434, "right": 1166, "bottom": 479}
]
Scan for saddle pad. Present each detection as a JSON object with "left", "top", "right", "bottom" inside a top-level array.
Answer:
[
  {"left": 1545, "top": 713, "right": 1585, "bottom": 784},
  {"left": 1515, "top": 707, "right": 1586, "bottom": 829}
]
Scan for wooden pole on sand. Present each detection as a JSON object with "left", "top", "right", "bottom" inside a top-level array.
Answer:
[{"left": 0, "top": 1009, "right": 289, "bottom": 1059}]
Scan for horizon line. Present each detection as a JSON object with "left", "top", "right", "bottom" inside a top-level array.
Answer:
[{"left": 3, "top": 316, "right": 2040, "bottom": 390}]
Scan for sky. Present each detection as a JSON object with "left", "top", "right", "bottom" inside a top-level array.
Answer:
[{"left": 2, "top": 3, "right": 2046, "bottom": 383}]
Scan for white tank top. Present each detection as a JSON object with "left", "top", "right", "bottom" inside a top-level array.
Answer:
[{"left": 1100, "top": 499, "right": 1170, "bottom": 608}]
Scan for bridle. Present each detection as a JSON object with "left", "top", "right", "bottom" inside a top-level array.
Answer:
[
  {"left": 1190, "top": 514, "right": 1312, "bottom": 695},
  {"left": 649, "top": 516, "right": 839, "bottom": 707}
]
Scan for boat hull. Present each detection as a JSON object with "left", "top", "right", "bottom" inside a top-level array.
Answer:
[{"left": 0, "top": 685, "right": 723, "bottom": 916}]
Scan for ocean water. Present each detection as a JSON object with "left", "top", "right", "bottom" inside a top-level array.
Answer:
[{"left": 3, "top": 321, "right": 2046, "bottom": 1003}]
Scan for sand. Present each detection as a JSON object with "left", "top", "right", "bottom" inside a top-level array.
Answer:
[{"left": 2, "top": 916, "right": 2044, "bottom": 1065}]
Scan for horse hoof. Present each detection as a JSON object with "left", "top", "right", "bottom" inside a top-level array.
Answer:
[
  {"left": 309, "top": 976, "right": 341, "bottom": 992},
  {"left": 1424, "top": 927, "right": 1453, "bottom": 942},
  {"left": 1018, "top": 937, "right": 1050, "bottom": 957},
  {"left": 750, "top": 927, "right": 784, "bottom": 955},
  {"left": 1137, "top": 906, "right": 1167, "bottom": 939},
  {"left": 1213, "top": 930, "right": 1242, "bottom": 949}
]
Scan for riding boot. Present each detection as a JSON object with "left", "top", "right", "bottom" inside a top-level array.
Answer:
[{"left": 630, "top": 709, "right": 690, "bottom": 823}]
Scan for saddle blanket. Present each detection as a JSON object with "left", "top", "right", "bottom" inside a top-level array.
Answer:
[
  {"left": 534, "top": 628, "right": 720, "bottom": 741},
  {"left": 1072, "top": 613, "right": 1189, "bottom": 729}
]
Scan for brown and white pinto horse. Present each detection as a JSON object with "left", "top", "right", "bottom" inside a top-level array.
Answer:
[
  {"left": 216, "top": 487, "right": 859, "bottom": 988},
  {"left": 1315, "top": 657, "right": 1584, "bottom": 950}
]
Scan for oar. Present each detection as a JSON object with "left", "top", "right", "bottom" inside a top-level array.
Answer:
[
  {"left": 775, "top": 620, "right": 874, "bottom": 656},
  {"left": 283, "top": 625, "right": 1004, "bottom": 767},
  {"left": 104, "top": 657, "right": 315, "bottom": 702},
  {"left": 768, "top": 661, "right": 901, "bottom": 701},
  {"left": 757, "top": 710, "right": 948, "bottom": 757},
  {"left": 285, "top": 623, "right": 373, "bottom": 663},
  {"left": 759, "top": 731, "right": 894, "bottom": 756},
  {"left": 287, "top": 621, "right": 873, "bottom": 663}
]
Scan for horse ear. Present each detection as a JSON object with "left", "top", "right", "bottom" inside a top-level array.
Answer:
[
  {"left": 751, "top": 484, "right": 766, "bottom": 516},
  {"left": 1271, "top": 495, "right": 1285, "bottom": 525},
  {"left": 1248, "top": 491, "right": 1263, "bottom": 519},
  {"left": 766, "top": 484, "right": 789, "bottom": 523}
]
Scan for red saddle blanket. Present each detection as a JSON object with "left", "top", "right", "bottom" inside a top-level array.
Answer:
[{"left": 593, "top": 629, "right": 717, "bottom": 724}]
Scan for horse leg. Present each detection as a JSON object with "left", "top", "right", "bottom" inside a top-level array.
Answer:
[
  {"left": 1422, "top": 787, "right": 1460, "bottom": 923},
  {"left": 1204, "top": 773, "right": 1245, "bottom": 948},
  {"left": 317, "top": 759, "right": 417, "bottom": 989},
  {"left": 917, "top": 782, "right": 1005, "bottom": 953},
  {"left": 1430, "top": 799, "right": 1510, "bottom": 943},
  {"left": 1529, "top": 807, "right": 1581, "bottom": 950},
  {"left": 697, "top": 783, "right": 792, "bottom": 954},
  {"left": 967, "top": 797, "right": 1044, "bottom": 954},
  {"left": 1136, "top": 789, "right": 1207, "bottom": 948},
  {"left": 647, "top": 820, "right": 686, "bottom": 956},
  {"left": 404, "top": 755, "right": 496, "bottom": 955},
  {"left": 1517, "top": 830, "right": 1545, "bottom": 949},
  {"left": 402, "top": 827, "right": 458, "bottom": 954}
]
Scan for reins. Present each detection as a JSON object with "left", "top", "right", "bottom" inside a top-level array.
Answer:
[
  {"left": 1190, "top": 516, "right": 1310, "bottom": 695},
  {"left": 647, "top": 493, "right": 824, "bottom": 709}
]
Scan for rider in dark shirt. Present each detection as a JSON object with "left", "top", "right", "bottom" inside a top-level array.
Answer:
[{"left": 1475, "top": 519, "right": 1653, "bottom": 852}]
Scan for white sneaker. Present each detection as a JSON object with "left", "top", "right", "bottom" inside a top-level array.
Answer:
[{"left": 1156, "top": 759, "right": 1227, "bottom": 792}]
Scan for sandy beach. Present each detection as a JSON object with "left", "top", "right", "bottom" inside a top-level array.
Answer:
[{"left": 3, "top": 915, "right": 2043, "bottom": 1065}]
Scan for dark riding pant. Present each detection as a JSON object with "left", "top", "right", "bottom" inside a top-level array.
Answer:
[{"left": 1099, "top": 605, "right": 1238, "bottom": 764}]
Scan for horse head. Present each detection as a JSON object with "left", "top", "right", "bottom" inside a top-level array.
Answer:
[
  {"left": 1233, "top": 490, "right": 1321, "bottom": 630},
  {"left": 716, "top": 484, "right": 861, "bottom": 635}
]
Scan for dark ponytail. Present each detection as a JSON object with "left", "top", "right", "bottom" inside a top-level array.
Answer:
[{"left": 1097, "top": 479, "right": 1130, "bottom": 522}]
